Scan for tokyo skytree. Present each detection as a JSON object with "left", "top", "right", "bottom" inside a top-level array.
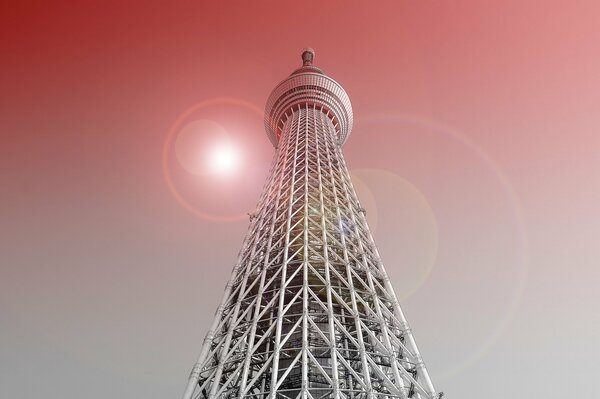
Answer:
[{"left": 181, "top": 49, "right": 439, "bottom": 399}]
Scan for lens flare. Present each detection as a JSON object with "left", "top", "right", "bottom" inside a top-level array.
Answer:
[
  {"left": 351, "top": 168, "right": 439, "bottom": 301},
  {"left": 162, "top": 97, "right": 264, "bottom": 222},
  {"left": 208, "top": 141, "right": 240, "bottom": 176},
  {"left": 175, "top": 119, "right": 233, "bottom": 176},
  {"left": 357, "top": 113, "right": 529, "bottom": 381}
]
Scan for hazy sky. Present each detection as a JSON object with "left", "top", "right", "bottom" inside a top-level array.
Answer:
[{"left": 1, "top": 1, "right": 599, "bottom": 398}]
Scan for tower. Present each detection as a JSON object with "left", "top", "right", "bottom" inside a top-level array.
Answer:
[{"left": 181, "top": 49, "right": 438, "bottom": 399}]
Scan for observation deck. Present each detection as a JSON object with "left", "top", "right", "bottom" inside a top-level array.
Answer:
[{"left": 264, "top": 48, "right": 354, "bottom": 147}]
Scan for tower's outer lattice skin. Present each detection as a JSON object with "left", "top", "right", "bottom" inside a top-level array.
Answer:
[{"left": 182, "top": 49, "right": 437, "bottom": 399}]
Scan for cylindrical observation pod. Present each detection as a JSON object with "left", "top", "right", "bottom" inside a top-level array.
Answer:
[{"left": 264, "top": 48, "right": 353, "bottom": 147}]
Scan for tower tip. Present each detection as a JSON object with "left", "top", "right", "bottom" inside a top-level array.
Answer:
[{"left": 301, "top": 48, "right": 315, "bottom": 66}]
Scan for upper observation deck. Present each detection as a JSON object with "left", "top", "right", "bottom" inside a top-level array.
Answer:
[{"left": 264, "top": 48, "right": 354, "bottom": 147}]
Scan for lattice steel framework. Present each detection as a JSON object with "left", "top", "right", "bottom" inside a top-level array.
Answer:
[{"left": 181, "top": 49, "right": 438, "bottom": 399}]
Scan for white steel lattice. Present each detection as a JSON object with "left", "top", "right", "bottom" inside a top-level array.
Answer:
[{"left": 181, "top": 50, "right": 438, "bottom": 399}]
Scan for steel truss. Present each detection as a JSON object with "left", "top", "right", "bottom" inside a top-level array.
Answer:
[{"left": 182, "top": 50, "right": 437, "bottom": 399}]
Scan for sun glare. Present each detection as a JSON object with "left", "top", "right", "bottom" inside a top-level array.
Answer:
[
  {"left": 175, "top": 119, "right": 244, "bottom": 178},
  {"left": 208, "top": 142, "right": 240, "bottom": 176}
]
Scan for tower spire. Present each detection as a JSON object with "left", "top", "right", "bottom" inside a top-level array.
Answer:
[
  {"left": 301, "top": 48, "right": 315, "bottom": 66},
  {"left": 181, "top": 50, "right": 438, "bottom": 399}
]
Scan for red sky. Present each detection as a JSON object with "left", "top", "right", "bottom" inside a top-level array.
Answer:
[{"left": 1, "top": 2, "right": 599, "bottom": 398}]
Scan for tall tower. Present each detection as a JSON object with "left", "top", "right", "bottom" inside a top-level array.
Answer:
[{"left": 182, "top": 49, "right": 438, "bottom": 399}]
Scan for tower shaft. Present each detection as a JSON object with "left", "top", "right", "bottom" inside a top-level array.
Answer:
[{"left": 182, "top": 51, "right": 437, "bottom": 399}]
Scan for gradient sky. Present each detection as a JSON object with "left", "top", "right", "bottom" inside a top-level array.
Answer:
[{"left": 2, "top": 1, "right": 599, "bottom": 398}]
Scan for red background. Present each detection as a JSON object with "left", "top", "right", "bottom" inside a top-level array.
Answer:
[{"left": 2, "top": 2, "right": 599, "bottom": 398}]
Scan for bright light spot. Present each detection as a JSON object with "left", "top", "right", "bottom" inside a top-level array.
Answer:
[
  {"left": 175, "top": 119, "right": 243, "bottom": 178},
  {"left": 208, "top": 142, "right": 240, "bottom": 176}
]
